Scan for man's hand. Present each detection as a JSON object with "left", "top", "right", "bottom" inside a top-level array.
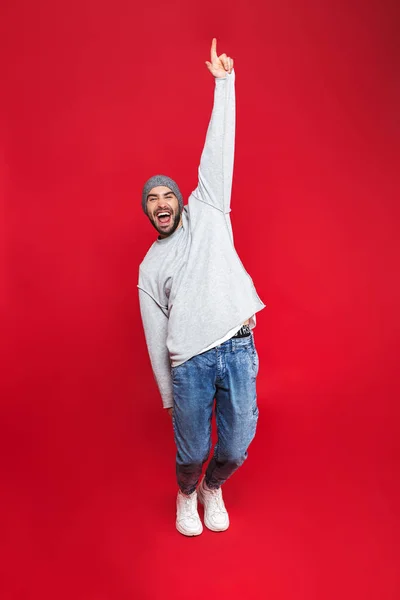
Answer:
[
  {"left": 167, "top": 407, "right": 174, "bottom": 418},
  {"left": 205, "top": 38, "right": 234, "bottom": 79}
]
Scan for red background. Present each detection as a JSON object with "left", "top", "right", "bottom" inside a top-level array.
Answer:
[{"left": 1, "top": 0, "right": 399, "bottom": 598}]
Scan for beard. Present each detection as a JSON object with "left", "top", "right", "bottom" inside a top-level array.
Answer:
[{"left": 148, "top": 209, "right": 182, "bottom": 238}]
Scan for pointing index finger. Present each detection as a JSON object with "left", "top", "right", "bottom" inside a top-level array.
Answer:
[{"left": 211, "top": 38, "right": 218, "bottom": 61}]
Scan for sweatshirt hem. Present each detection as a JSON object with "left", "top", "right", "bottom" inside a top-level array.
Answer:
[{"left": 169, "top": 304, "right": 265, "bottom": 368}]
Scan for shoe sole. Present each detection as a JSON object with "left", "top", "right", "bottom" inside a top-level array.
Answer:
[
  {"left": 202, "top": 517, "right": 229, "bottom": 532},
  {"left": 176, "top": 521, "right": 203, "bottom": 537}
]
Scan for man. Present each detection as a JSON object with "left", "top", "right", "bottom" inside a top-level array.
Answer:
[{"left": 138, "top": 39, "right": 265, "bottom": 536}]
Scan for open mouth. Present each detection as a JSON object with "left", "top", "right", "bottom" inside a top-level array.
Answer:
[{"left": 156, "top": 211, "right": 172, "bottom": 227}]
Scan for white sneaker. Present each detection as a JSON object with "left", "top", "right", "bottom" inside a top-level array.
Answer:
[
  {"left": 176, "top": 490, "right": 203, "bottom": 536},
  {"left": 197, "top": 477, "right": 230, "bottom": 532}
]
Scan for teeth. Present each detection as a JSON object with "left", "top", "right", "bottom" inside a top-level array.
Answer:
[{"left": 158, "top": 213, "right": 170, "bottom": 218}]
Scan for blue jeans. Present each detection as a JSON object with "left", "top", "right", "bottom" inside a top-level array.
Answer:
[{"left": 171, "top": 334, "right": 259, "bottom": 495}]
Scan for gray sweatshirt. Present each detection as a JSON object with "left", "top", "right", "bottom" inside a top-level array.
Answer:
[{"left": 138, "top": 71, "right": 265, "bottom": 408}]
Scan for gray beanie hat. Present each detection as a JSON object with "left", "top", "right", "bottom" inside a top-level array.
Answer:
[{"left": 142, "top": 175, "right": 184, "bottom": 215}]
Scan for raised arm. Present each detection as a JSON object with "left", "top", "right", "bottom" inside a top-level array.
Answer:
[{"left": 191, "top": 39, "right": 236, "bottom": 214}]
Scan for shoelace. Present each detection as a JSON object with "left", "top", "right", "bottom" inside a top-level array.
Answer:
[
  {"left": 204, "top": 488, "right": 226, "bottom": 515},
  {"left": 179, "top": 494, "right": 197, "bottom": 517}
]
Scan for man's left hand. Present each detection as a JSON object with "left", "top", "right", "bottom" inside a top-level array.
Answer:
[{"left": 205, "top": 38, "right": 234, "bottom": 78}]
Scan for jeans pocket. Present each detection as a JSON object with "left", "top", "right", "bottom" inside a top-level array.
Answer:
[{"left": 171, "top": 364, "right": 181, "bottom": 383}]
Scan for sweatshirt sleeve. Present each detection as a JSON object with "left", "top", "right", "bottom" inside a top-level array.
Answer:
[
  {"left": 138, "top": 287, "right": 174, "bottom": 409},
  {"left": 191, "top": 70, "right": 236, "bottom": 214}
]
